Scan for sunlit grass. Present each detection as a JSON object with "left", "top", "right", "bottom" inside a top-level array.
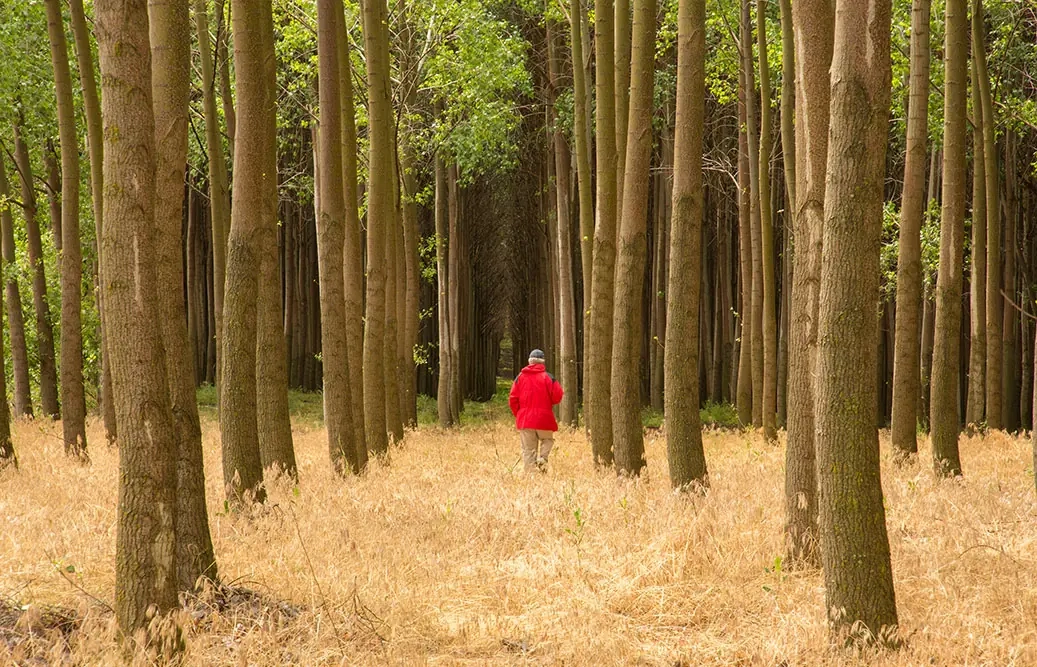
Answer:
[{"left": 1, "top": 412, "right": 1035, "bottom": 664}]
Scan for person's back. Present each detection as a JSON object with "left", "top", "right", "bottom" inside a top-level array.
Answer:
[{"left": 509, "top": 349, "right": 563, "bottom": 472}]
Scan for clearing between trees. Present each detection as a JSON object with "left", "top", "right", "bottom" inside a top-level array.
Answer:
[{"left": 1, "top": 411, "right": 1033, "bottom": 665}]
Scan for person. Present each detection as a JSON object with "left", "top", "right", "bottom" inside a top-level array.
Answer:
[{"left": 508, "top": 349, "right": 563, "bottom": 473}]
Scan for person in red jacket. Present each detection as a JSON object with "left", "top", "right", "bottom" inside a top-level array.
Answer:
[{"left": 509, "top": 349, "right": 564, "bottom": 472}]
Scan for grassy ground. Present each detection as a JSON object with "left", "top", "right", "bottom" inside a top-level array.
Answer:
[{"left": 1, "top": 408, "right": 1035, "bottom": 664}]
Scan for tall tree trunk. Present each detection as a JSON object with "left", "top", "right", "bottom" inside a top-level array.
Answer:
[
  {"left": 610, "top": 0, "right": 655, "bottom": 476},
  {"left": 398, "top": 2, "right": 420, "bottom": 428},
  {"left": 891, "top": 0, "right": 932, "bottom": 454},
  {"left": 588, "top": 0, "right": 619, "bottom": 465},
  {"left": 194, "top": 0, "right": 232, "bottom": 393},
  {"left": 254, "top": 0, "right": 296, "bottom": 479},
  {"left": 44, "top": 0, "right": 88, "bottom": 460},
  {"left": 96, "top": 0, "right": 179, "bottom": 641},
  {"left": 1003, "top": 134, "right": 1019, "bottom": 430},
  {"left": 69, "top": 0, "right": 116, "bottom": 442},
  {"left": 742, "top": 0, "right": 764, "bottom": 427},
  {"left": 383, "top": 166, "right": 404, "bottom": 444},
  {"left": 975, "top": 0, "right": 1002, "bottom": 431},
  {"left": 756, "top": 0, "right": 777, "bottom": 441},
  {"left": 447, "top": 165, "right": 463, "bottom": 420},
  {"left": 316, "top": 0, "right": 361, "bottom": 474},
  {"left": 216, "top": 0, "right": 236, "bottom": 155},
  {"left": 0, "top": 156, "right": 31, "bottom": 418},
  {"left": 0, "top": 289, "right": 12, "bottom": 468},
  {"left": 784, "top": 0, "right": 832, "bottom": 567},
  {"left": 220, "top": 0, "right": 273, "bottom": 505},
  {"left": 22, "top": 132, "right": 60, "bottom": 420},
  {"left": 665, "top": 0, "right": 707, "bottom": 489},
  {"left": 776, "top": 0, "right": 795, "bottom": 430},
  {"left": 336, "top": 2, "right": 369, "bottom": 450},
  {"left": 434, "top": 157, "right": 455, "bottom": 426},
  {"left": 149, "top": 0, "right": 217, "bottom": 591},
  {"left": 570, "top": 0, "right": 594, "bottom": 385},
  {"left": 736, "top": 54, "right": 753, "bottom": 425},
  {"left": 43, "top": 141, "right": 62, "bottom": 252},
  {"left": 362, "top": 0, "right": 393, "bottom": 455},
  {"left": 965, "top": 54, "right": 986, "bottom": 428},
  {"left": 815, "top": 0, "right": 898, "bottom": 640},
  {"left": 614, "top": 0, "right": 631, "bottom": 217},
  {"left": 930, "top": 0, "right": 967, "bottom": 477},
  {"left": 549, "top": 21, "right": 579, "bottom": 428}
]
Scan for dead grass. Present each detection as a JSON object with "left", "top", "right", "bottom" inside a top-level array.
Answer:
[{"left": 1, "top": 416, "right": 1036, "bottom": 665}]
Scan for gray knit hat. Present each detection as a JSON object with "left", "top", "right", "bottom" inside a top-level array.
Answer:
[{"left": 528, "top": 349, "right": 545, "bottom": 365}]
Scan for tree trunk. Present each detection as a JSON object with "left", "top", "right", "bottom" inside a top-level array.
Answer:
[
  {"left": 610, "top": 0, "right": 655, "bottom": 476},
  {"left": 32, "top": 137, "right": 62, "bottom": 419},
  {"left": 784, "top": 0, "right": 832, "bottom": 567},
  {"left": 570, "top": 0, "right": 594, "bottom": 388},
  {"left": 44, "top": 0, "right": 88, "bottom": 460},
  {"left": 891, "top": 0, "right": 931, "bottom": 454},
  {"left": 383, "top": 166, "right": 404, "bottom": 444},
  {"left": 362, "top": 0, "right": 393, "bottom": 454},
  {"left": 0, "top": 291, "right": 12, "bottom": 468},
  {"left": 0, "top": 156, "right": 31, "bottom": 418},
  {"left": 1002, "top": 134, "right": 1019, "bottom": 431},
  {"left": 588, "top": 0, "right": 619, "bottom": 465},
  {"left": 664, "top": 0, "right": 707, "bottom": 489},
  {"left": 398, "top": 3, "right": 420, "bottom": 428},
  {"left": 965, "top": 54, "right": 986, "bottom": 429},
  {"left": 742, "top": 0, "right": 764, "bottom": 427},
  {"left": 736, "top": 53, "right": 753, "bottom": 425},
  {"left": 815, "top": 0, "right": 898, "bottom": 640},
  {"left": 254, "top": 0, "right": 296, "bottom": 479},
  {"left": 315, "top": 0, "right": 362, "bottom": 474},
  {"left": 447, "top": 165, "right": 463, "bottom": 421},
  {"left": 220, "top": 0, "right": 274, "bottom": 505},
  {"left": 216, "top": 0, "right": 237, "bottom": 155},
  {"left": 69, "top": 0, "right": 116, "bottom": 441},
  {"left": 548, "top": 22, "right": 579, "bottom": 429},
  {"left": 930, "top": 0, "right": 967, "bottom": 477},
  {"left": 614, "top": 0, "right": 631, "bottom": 217},
  {"left": 336, "top": 2, "right": 369, "bottom": 448},
  {"left": 975, "top": 0, "right": 1002, "bottom": 431},
  {"left": 434, "top": 157, "right": 455, "bottom": 426},
  {"left": 756, "top": 0, "right": 777, "bottom": 441},
  {"left": 194, "top": 0, "right": 232, "bottom": 393},
  {"left": 149, "top": 0, "right": 217, "bottom": 591},
  {"left": 96, "top": 0, "right": 179, "bottom": 641}
]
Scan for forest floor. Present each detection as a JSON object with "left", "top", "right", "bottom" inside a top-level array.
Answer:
[{"left": 1, "top": 394, "right": 1036, "bottom": 665}]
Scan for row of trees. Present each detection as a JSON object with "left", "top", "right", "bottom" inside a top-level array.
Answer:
[{"left": 0, "top": 0, "right": 1036, "bottom": 651}]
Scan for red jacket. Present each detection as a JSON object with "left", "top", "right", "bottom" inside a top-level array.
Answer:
[{"left": 509, "top": 364, "right": 564, "bottom": 431}]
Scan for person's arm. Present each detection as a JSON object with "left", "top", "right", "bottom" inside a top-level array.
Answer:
[
  {"left": 550, "top": 375, "right": 563, "bottom": 406},
  {"left": 509, "top": 378, "right": 521, "bottom": 416}
]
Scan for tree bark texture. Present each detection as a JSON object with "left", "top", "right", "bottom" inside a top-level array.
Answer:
[{"left": 0, "top": 153, "right": 33, "bottom": 418}]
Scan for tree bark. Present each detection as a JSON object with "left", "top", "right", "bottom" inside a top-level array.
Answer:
[
  {"left": 194, "top": 0, "right": 232, "bottom": 393},
  {"left": 336, "top": 1, "right": 369, "bottom": 455},
  {"left": 741, "top": 0, "right": 764, "bottom": 427},
  {"left": 664, "top": 0, "right": 707, "bottom": 490},
  {"left": 570, "top": 0, "right": 594, "bottom": 383},
  {"left": 784, "top": 0, "right": 832, "bottom": 567},
  {"left": 891, "top": 0, "right": 931, "bottom": 454},
  {"left": 149, "top": 0, "right": 217, "bottom": 591},
  {"left": 253, "top": 0, "right": 296, "bottom": 479},
  {"left": 776, "top": 0, "right": 795, "bottom": 430},
  {"left": 965, "top": 53, "right": 986, "bottom": 428},
  {"left": 383, "top": 161, "right": 404, "bottom": 444},
  {"left": 814, "top": 0, "right": 898, "bottom": 640},
  {"left": 588, "top": 0, "right": 618, "bottom": 465},
  {"left": 69, "top": 0, "right": 116, "bottom": 442},
  {"left": 614, "top": 0, "right": 631, "bottom": 217},
  {"left": 975, "top": 0, "right": 1002, "bottom": 431},
  {"left": 44, "top": 0, "right": 88, "bottom": 459},
  {"left": 736, "top": 52, "right": 753, "bottom": 425},
  {"left": 610, "top": 0, "right": 655, "bottom": 476},
  {"left": 25, "top": 132, "right": 61, "bottom": 420},
  {"left": 96, "top": 0, "right": 179, "bottom": 640},
  {"left": 930, "top": 0, "right": 967, "bottom": 477},
  {"left": 0, "top": 288, "right": 12, "bottom": 468},
  {"left": 756, "top": 0, "right": 777, "bottom": 441},
  {"left": 0, "top": 155, "right": 31, "bottom": 418},
  {"left": 220, "top": 0, "right": 274, "bottom": 505},
  {"left": 434, "top": 157, "right": 455, "bottom": 426},
  {"left": 548, "top": 21, "right": 579, "bottom": 429},
  {"left": 1003, "top": 134, "right": 1019, "bottom": 431},
  {"left": 362, "top": 0, "right": 393, "bottom": 455}
]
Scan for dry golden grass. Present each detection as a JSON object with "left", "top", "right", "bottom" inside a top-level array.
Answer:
[{"left": 1, "top": 415, "right": 1036, "bottom": 665}]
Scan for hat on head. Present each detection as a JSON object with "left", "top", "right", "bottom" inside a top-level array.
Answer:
[{"left": 528, "top": 349, "right": 545, "bottom": 365}]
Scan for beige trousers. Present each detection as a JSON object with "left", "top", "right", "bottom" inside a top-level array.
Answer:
[{"left": 519, "top": 429, "right": 554, "bottom": 472}]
